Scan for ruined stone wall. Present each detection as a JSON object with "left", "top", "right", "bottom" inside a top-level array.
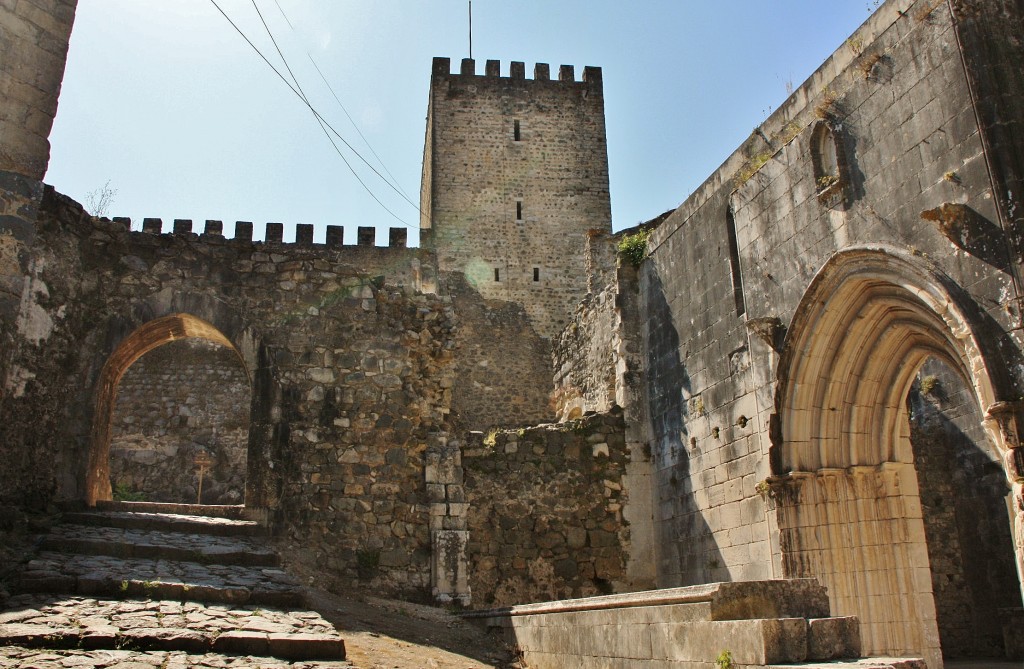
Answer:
[
  {"left": 109, "top": 338, "right": 249, "bottom": 505},
  {"left": 420, "top": 57, "right": 611, "bottom": 340},
  {"left": 643, "top": 0, "right": 1018, "bottom": 586},
  {"left": 0, "top": 189, "right": 459, "bottom": 598},
  {"left": 0, "top": 0, "right": 77, "bottom": 180},
  {"left": 639, "top": 0, "right": 1023, "bottom": 663},
  {"left": 463, "top": 411, "right": 631, "bottom": 608}
]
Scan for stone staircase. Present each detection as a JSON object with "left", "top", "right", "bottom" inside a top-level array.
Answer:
[{"left": 1, "top": 501, "right": 351, "bottom": 668}]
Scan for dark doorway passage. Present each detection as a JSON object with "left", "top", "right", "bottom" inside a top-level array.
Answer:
[{"left": 909, "top": 357, "right": 1022, "bottom": 661}]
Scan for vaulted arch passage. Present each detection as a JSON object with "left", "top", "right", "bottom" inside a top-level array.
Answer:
[
  {"left": 108, "top": 337, "right": 250, "bottom": 504},
  {"left": 85, "top": 312, "right": 276, "bottom": 509},
  {"left": 771, "top": 248, "right": 1022, "bottom": 668}
]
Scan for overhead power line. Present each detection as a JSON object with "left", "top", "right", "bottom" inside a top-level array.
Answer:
[
  {"left": 208, "top": 0, "right": 418, "bottom": 228},
  {"left": 266, "top": 0, "right": 413, "bottom": 203}
]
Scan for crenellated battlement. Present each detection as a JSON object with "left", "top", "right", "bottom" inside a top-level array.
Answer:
[
  {"left": 108, "top": 217, "right": 410, "bottom": 248},
  {"left": 431, "top": 57, "right": 602, "bottom": 89}
]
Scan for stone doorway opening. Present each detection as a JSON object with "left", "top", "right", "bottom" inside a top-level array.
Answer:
[
  {"left": 108, "top": 337, "right": 251, "bottom": 505},
  {"left": 85, "top": 313, "right": 256, "bottom": 507},
  {"left": 908, "top": 357, "right": 1022, "bottom": 661},
  {"left": 772, "top": 249, "right": 1023, "bottom": 669}
]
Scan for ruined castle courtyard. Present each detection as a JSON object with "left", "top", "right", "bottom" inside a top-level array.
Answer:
[{"left": 3, "top": 0, "right": 1024, "bottom": 667}]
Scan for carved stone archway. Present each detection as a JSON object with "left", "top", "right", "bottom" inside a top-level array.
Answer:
[{"left": 771, "top": 246, "right": 1023, "bottom": 669}]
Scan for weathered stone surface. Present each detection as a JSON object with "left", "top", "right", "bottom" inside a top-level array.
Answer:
[
  {"left": 464, "top": 411, "right": 630, "bottom": 607},
  {"left": 808, "top": 616, "right": 861, "bottom": 661},
  {"left": 0, "top": 0, "right": 77, "bottom": 180},
  {"left": 109, "top": 339, "right": 249, "bottom": 505},
  {"left": 0, "top": 647, "right": 353, "bottom": 668},
  {"left": 472, "top": 581, "right": 868, "bottom": 668}
]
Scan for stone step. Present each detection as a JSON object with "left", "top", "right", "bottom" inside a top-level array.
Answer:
[
  {"left": 767, "top": 660, "right": 927, "bottom": 669},
  {"left": 0, "top": 594, "right": 346, "bottom": 661},
  {"left": 0, "top": 647, "right": 353, "bottom": 668},
  {"left": 39, "top": 523, "right": 279, "bottom": 567},
  {"left": 64, "top": 510, "right": 268, "bottom": 537},
  {"left": 95, "top": 500, "right": 255, "bottom": 520},
  {"left": 15, "top": 552, "right": 303, "bottom": 607}
]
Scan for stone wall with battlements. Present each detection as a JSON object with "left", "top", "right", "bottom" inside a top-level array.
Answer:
[
  {"left": 420, "top": 57, "right": 611, "bottom": 341},
  {"left": 0, "top": 186, "right": 465, "bottom": 599}
]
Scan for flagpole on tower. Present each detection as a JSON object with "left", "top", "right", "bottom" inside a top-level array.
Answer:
[{"left": 469, "top": 1, "right": 473, "bottom": 59}]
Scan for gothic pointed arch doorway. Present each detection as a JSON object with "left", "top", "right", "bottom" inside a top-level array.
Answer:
[
  {"left": 771, "top": 247, "right": 1023, "bottom": 669},
  {"left": 85, "top": 311, "right": 280, "bottom": 511}
]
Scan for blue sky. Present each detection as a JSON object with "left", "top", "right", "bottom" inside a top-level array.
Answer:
[{"left": 47, "top": 1, "right": 880, "bottom": 243}]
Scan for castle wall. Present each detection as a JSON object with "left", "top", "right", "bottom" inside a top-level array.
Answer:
[
  {"left": 420, "top": 57, "right": 611, "bottom": 341},
  {"left": 640, "top": 0, "right": 1024, "bottom": 663},
  {"left": 446, "top": 272, "right": 553, "bottom": 430},
  {"left": 0, "top": 0, "right": 77, "bottom": 180},
  {"left": 0, "top": 189, "right": 461, "bottom": 598}
]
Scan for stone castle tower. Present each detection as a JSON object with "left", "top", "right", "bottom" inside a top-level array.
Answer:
[{"left": 419, "top": 57, "right": 611, "bottom": 338}]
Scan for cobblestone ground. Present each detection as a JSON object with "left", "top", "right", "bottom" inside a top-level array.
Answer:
[
  {"left": 0, "top": 506, "right": 519, "bottom": 669},
  {"left": 0, "top": 647, "right": 352, "bottom": 668},
  {"left": 42, "top": 523, "right": 278, "bottom": 565}
]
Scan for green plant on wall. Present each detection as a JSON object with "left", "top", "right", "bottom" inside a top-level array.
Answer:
[
  {"left": 112, "top": 481, "right": 146, "bottom": 502},
  {"left": 618, "top": 228, "right": 651, "bottom": 267},
  {"left": 715, "top": 649, "right": 734, "bottom": 669}
]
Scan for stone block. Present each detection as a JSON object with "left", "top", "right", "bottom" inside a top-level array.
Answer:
[
  {"left": 265, "top": 222, "right": 284, "bottom": 243},
  {"left": 234, "top": 221, "right": 253, "bottom": 241},
  {"left": 295, "top": 223, "right": 314, "bottom": 245},
  {"left": 213, "top": 630, "right": 269, "bottom": 656},
  {"left": 432, "top": 529, "right": 470, "bottom": 603},
  {"left": 357, "top": 226, "right": 375, "bottom": 246},
  {"left": 267, "top": 632, "right": 346, "bottom": 660},
  {"left": 807, "top": 616, "right": 860, "bottom": 660},
  {"left": 325, "top": 224, "right": 344, "bottom": 246}
]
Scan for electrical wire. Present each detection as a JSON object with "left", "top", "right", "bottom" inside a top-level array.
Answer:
[
  {"left": 267, "top": 0, "right": 412, "bottom": 202},
  {"left": 247, "top": 0, "right": 417, "bottom": 225},
  {"left": 208, "top": 0, "right": 418, "bottom": 228},
  {"left": 306, "top": 54, "right": 413, "bottom": 203}
]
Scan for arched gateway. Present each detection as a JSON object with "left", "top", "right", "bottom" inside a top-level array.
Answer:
[
  {"left": 85, "top": 295, "right": 282, "bottom": 512},
  {"left": 772, "top": 246, "right": 1024, "bottom": 667}
]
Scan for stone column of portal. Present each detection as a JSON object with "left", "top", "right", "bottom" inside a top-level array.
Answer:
[{"left": 1004, "top": 446, "right": 1024, "bottom": 607}]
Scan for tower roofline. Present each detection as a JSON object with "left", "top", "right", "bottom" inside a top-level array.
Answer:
[{"left": 431, "top": 57, "right": 602, "bottom": 88}]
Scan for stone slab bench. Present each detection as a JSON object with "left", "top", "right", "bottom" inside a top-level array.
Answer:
[{"left": 464, "top": 580, "right": 923, "bottom": 668}]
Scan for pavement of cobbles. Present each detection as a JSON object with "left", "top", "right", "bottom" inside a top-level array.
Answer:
[
  {"left": 64, "top": 512, "right": 265, "bottom": 537},
  {"left": 17, "top": 553, "right": 302, "bottom": 606},
  {"left": 40, "top": 524, "right": 278, "bottom": 566},
  {"left": 0, "top": 595, "right": 345, "bottom": 661},
  {"left": 0, "top": 647, "right": 353, "bottom": 668}
]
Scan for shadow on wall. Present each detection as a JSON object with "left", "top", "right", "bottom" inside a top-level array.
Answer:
[
  {"left": 644, "top": 269, "right": 724, "bottom": 584},
  {"left": 908, "top": 359, "right": 1022, "bottom": 661}
]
